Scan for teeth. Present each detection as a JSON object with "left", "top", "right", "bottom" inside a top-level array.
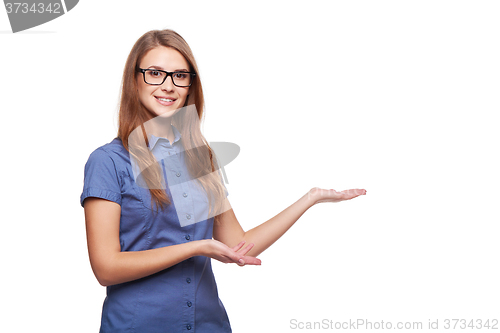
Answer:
[{"left": 157, "top": 97, "right": 174, "bottom": 102}]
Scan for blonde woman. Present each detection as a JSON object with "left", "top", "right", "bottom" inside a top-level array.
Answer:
[{"left": 81, "top": 29, "right": 366, "bottom": 332}]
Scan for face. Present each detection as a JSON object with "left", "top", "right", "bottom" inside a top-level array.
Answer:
[{"left": 136, "top": 46, "right": 191, "bottom": 118}]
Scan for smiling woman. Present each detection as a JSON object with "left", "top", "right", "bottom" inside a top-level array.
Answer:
[
  {"left": 80, "top": 29, "right": 366, "bottom": 333},
  {"left": 81, "top": 29, "right": 252, "bottom": 332}
]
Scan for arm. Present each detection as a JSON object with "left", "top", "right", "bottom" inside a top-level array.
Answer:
[
  {"left": 84, "top": 197, "right": 260, "bottom": 287},
  {"left": 213, "top": 187, "right": 366, "bottom": 258}
]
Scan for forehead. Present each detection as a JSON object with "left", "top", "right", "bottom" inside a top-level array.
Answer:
[{"left": 139, "top": 46, "right": 189, "bottom": 70}]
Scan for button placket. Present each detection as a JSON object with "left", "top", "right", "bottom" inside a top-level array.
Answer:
[
  {"left": 145, "top": 131, "right": 226, "bottom": 331},
  {"left": 182, "top": 242, "right": 195, "bottom": 333},
  {"left": 166, "top": 147, "right": 195, "bottom": 227}
]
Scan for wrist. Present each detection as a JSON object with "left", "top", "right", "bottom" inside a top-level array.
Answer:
[
  {"left": 191, "top": 239, "right": 211, "bottom": 257},
  {"left": 305, "top": 187, "right": 320, "bottom": 206}
]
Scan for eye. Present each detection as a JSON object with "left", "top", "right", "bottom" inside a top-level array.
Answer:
[
  {"left": 149, "top": 70, "right": 163, "bottom": 77},
  {"left": 173, "top": 72, "right": 188, "bottom": 79}
]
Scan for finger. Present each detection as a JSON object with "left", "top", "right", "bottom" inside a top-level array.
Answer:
[
  {"left": 241, "top": 255, "right": 262, "bottom": 265},
  {"left": 231, "top": 241, "right": 246, "bottom": 252},
  {"left": 226, "top": 249, "right": 246, "bottom": 266},
  {"left": 341, "top": 188, "right": 367, "bottom": 199},
  {"left": 352, "top": 188, "right": 367, "bottom": 197},
  {"left": 226, "top": 252, "right": 245, "bottom": 266},
  {"left": 237, "top": 243, "right": 255, "bottom": 256}
]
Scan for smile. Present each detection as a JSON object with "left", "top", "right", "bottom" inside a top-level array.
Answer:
[
  {"left": 155, "top": 96, "right": 177, "bottom": 106},
  {"left": 156, "top": 97, "right": 175, "bottom": 102}
]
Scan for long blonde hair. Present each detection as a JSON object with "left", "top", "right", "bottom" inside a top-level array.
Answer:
[{"left": 117, "top": 29, "right": 226, "bottom": 222}]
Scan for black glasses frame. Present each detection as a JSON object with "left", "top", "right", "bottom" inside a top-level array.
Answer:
[{"left": 138, "top": 68, "right": 196, "bottom": 87}]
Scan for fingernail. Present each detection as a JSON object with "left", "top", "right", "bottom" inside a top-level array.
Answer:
[{"left": 238, "top": 259, "right": 245, "bottom": 265}]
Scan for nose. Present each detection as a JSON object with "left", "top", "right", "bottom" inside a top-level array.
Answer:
[{"left": 161, "top": 74, "right": 175, "bottom": 91}]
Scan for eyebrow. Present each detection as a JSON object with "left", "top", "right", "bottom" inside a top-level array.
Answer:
[{"left": 147, "top": 65, "right": 190, "bottom": 72}]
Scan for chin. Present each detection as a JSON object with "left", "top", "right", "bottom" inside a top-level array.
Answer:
[{"left": 155, "top": 106, "right": 183, "bottom": 118}]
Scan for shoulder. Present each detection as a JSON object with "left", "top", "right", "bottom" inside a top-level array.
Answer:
[
  {"left": 86, "top": 138, "right": 130, "bottom": 166},
  {"left": 92, "top": 137, "right": 128, "bottom": 156},
  {"left": 81, "top": 139, "right": 129, "bottom": 207},
  {"left": 83, "top": 138, "right": 132, "bottom": 180}
]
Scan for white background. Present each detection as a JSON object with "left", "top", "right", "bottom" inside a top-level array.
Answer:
[{"left": 1, "top": 1, "right": 499, "bottom": 332}]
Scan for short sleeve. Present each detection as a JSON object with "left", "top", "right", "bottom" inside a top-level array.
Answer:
[{"left": 80, "top": 148, "right": 122, "bottom": 207}]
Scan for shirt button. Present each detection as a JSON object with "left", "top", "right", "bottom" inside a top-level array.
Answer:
[
  {"left": 186, "top": 214, "right": 191, "bottom": 220},
  {"left": 185, "top": 234, "right": 190, "bottom": 240},
  {"left": 187, "top": 301, "right": 192, "bottom": 307},
  {"left": 186, "top": 324, "right": 192, "bottom": 330},
  {"left": 176, "top": 172, "right": 181, "bottom": 177},
  {"left": 186, "top": 277, "right": 191, "bottom": 283},
  {"left": 183, "top": 192, "right": 188, "bottom": 198}
]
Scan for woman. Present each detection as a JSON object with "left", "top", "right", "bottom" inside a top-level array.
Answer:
[{"left": 81, "top": 29, "right": 366, "bottom": 332}]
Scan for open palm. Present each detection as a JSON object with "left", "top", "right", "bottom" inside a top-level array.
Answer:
[{"left": 308, "top": 187, "right": 367, "bottom": 205}]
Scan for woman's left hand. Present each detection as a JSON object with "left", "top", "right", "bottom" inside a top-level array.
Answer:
[{"left": 308, "top": 187, "right": 367, "bottom": 205}]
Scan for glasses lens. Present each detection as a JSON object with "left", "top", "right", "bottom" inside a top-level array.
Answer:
[
  {"left": 172, "top": 72, "right": 192, "bottom": 87},
  {"left": 144, "top": 70, "right": 166, "bottom": 85}
]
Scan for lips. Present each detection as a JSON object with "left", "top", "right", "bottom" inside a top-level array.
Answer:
[{"left": 155, "top": 96, "right": 177, "bottom": 106}]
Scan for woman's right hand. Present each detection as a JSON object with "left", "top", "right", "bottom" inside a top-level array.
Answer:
[{"left": 199, "top": 239, "right": 262, "bottom": 266}]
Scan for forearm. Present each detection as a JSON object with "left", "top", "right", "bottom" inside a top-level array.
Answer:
[
  {"left": 93, "top": 241, "right": 203, "bottom": 286},
  {"left": 241, "top": 191, "right": 315, "bottom": 257}
]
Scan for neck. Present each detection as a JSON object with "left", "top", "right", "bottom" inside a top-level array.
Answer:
[{"left": 143, "top": 116, "right": 174, "bottom": 142}]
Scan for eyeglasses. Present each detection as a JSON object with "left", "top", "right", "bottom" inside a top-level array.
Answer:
[{"left": 138, "top": 68, "right": 196, "bottom": 87}]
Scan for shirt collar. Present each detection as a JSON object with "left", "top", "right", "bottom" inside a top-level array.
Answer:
[{"left": 148, "top": 124, "right": 182, "bottom": 151}]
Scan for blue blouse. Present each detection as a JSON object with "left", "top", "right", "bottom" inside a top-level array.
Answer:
[{"left": 80, "top": 125, "right": 231, "bottom": 333}]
